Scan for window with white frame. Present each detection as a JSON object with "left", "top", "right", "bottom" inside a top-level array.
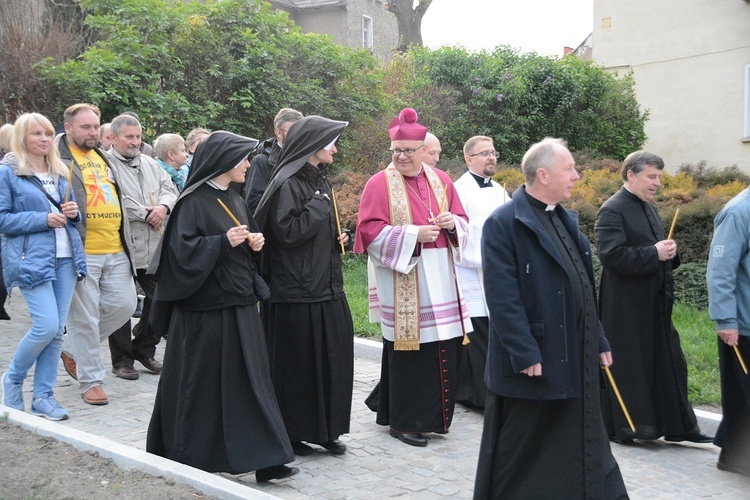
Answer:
[
  {"left": 745, "top": 64, "right": 750, "bottom": 139},
  {"left": 363, "top": 16, "right": 373, "bottom": 50}
]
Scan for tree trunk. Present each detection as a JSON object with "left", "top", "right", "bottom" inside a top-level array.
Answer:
[{"left": 385, "top": 0, "right": 432, "bottom": 53}]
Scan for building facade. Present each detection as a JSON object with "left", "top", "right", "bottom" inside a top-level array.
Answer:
[
  {"left": 268, "top": 0, "right": 398, "bottom": 61},
  {"left": 593, "top": 0, "right": 750, "bottom": 171}
]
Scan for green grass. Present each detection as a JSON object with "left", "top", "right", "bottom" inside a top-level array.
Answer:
[
  {"left": 342, "top": 254, "right": 382, "bottom": 338},
  {"left": 672, "top": 302, "right": 722, "bottom": 407},
  {"left": 342, "top": 256, "right": 722, "bottom": 406}
]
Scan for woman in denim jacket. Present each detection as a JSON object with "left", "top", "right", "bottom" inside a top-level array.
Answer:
[{"left": 0, "top": 113, "right": 86, "bottom": 420}]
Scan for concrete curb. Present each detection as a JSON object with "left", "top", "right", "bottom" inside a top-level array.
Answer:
[
  {"left": 1, "top": 405, "right": 278, "bottom": 500},
  {"left": 353, "top": 336, "right": 382, "bottom": 361},
  {"left": 0, "top": 335, "right": 382, "bottom": 499},
  {"left": 353, "top": 337, "right": 724, "bottom": 432}
]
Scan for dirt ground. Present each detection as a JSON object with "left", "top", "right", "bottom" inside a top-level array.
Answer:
[{"left": 0, "top": 420, "right": 217, "bottom": 500}]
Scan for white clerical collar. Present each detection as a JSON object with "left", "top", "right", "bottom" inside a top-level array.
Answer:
[
  {"left": 545, "top": 205, "right": 556, "bottom": 211},
  {"left": 469, "top": 171, "right": 491, "bottom": 184},
  {"left": 207, "top": 179, "right": 229, "bottom": 191}
]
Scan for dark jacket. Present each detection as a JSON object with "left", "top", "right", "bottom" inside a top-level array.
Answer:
[
  {"left": 482, "top": 185, "right": 610, "bottom": 400},
  {"left": 57, "top": 134, "right": 135, "bottom": 274},
  {"left": 265, "top": 162, "right": 344, "bottom": 303},
  {"left": 244, "top": 138, "right": 277, "bottom": 214}
]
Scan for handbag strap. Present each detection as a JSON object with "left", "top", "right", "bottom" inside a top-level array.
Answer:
[{"left": 24, "top": 175, "right": 64, "bottom": 212}]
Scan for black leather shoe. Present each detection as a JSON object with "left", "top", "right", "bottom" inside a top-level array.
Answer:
[
  {"left": 292, "top": 441, "right": 315, "bottom": 456},
  {"left": 389, "top": 429, "right": 428, "bottom": 447},
  {"left": 610, "top": 437, "right": 635, "bottom": 445},
  {"left": 113, "top": 366, "right": 139, "bottom": 380},
  {"left": 664, "top": 432, "right": 714, "bottom": 443},
  {"left": 717, "top": 460, "right": 750, "bottom": 477},
  {"left": 256, "top": 464, "right": 299, "bottom": 483},
  {"left": 134, "top": 356, "right": 163, "bottom": 374},
  {"left": 314, "top": 440, "right": 346, "bottom": 455}
]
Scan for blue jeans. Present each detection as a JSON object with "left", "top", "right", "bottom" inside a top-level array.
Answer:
[{"left": 6, "top": 258, "right": 78, "bottom": 398}]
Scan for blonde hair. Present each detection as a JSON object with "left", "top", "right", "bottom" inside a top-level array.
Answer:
[
  {"left": 463, "top": 135, "right": 493, "bottom": 157},
  {"left": 186, "top": 128, "right": 210, "bottom": 152},
  {"left": 0, "top": 123, "right": 14, "bottom": 152},
  {"left": 153, "top": 133, "right": 185, "bottom": 161},
  {"left": 11, "top": 113, "right": 69, "bottom": 177}
]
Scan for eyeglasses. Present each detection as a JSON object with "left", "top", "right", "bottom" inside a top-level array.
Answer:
[
  {"left": 390, "top": 148, "right": 421, "bottom": 158},
  {"left": 469, "top": 150, "right": 500, "bottom": 158}
]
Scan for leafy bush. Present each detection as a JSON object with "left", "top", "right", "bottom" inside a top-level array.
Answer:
[
  {"left": 493, "top": 167, "right": 525, "bottom": 195},
  {"left": 36, "top": 0, "right": 388, "bottom": 149},
  {"left": 678, "top": 161, "right": 750, "bottom": 189},
  {"left": 395, "top": 46, "right": 647, "bottom": 164},
  {"left": 668, "top": 195, "right": 729, "bottom": 262},
  {"left": 673, "top": 261, "right": 709, "bottom": 310},
  {"left": 660, "top": 172, "right": 700, "bottom": 203}
]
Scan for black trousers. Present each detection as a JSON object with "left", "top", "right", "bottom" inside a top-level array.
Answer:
[
  {"left": 0, "top": 245, "right": 8, "bottom": 319},
  {"left": 715, "top": 336, "right": 750, "bottom": 472},
  {"left": 108, "top": 268, "right": 160, "bottom": 368}
]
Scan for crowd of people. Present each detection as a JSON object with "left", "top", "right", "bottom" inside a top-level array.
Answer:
[{"left": 1, "top": 104, "right": 749, "bottom": 493}]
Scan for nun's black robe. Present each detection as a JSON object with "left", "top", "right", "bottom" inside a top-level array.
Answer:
[
  {"left": 146, "top": 133, "right": 293, "bottom": 474},
  {"left": 255, "top": 117, "right": 354, "bottom": 444}
]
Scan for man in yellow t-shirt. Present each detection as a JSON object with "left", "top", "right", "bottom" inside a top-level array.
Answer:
[{"left": 58, "top": 103, "right": 137, "bottom": 406}]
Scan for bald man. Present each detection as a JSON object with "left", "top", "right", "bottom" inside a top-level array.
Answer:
[{"left": 423, "top": 132, "right": 442, "bottom": 168}]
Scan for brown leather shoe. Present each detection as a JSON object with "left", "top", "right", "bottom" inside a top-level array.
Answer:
[
  {"left": 113, "top": 366, "right": 139, "bottom": 380},
  {"left": 82, "top": 386, "right": 109, "bottom": 405},
  {"left": 60, "top": 352, "right": 77, "bottom": 381},
  {"left": 134, "top": 356, "right": 163, "bottom": 374}
]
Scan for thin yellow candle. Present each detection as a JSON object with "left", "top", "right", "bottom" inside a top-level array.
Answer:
[
  {"left": 331, "top": 188, "right": 346, "bottom": 256},
  {"left": 734, "top": 345, "right": 748, "bottom": 375},
  {"left": 439, "top": 186, "right": 448, "bottom": 214},
  {"left": 63, "top": 165, "right": 73, "bottom": 203},
  {"left": 603, "top": 365, "right": 636, "bottom": 433},
  {"left": 502, "top": 183, "right": 507, "bottom": 203},
  {"left": 667, "top": 208, "right": 680, "bottom": 240},
  {"left": 148, "top": 192, "right": 163, "bottom": 236},
  {"left": 217, "top": 198, "right": 253, "bottom": 244}
]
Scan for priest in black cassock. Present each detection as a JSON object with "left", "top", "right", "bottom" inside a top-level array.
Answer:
[
  {"left": 474, "top": 138, "right": 627, "bottom": 499},
  {"left": 595, "top": 151, "right": 711, "bottom": 445},
  {"left": 254, "top": 116, "right": 354, "bottom": 457},
  {"left": 145, "top": 131, "right": 298, "bottom": 483}
]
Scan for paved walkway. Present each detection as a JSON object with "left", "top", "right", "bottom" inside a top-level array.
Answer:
[{"left": 1, "top": 294, "right": 749, "bottom": 498}]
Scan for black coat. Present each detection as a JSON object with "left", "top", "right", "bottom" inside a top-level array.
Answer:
[
  {"left": 244, "top": 138, "right": 278, "bottom": 214},
  {"left": 482, "top": 185, "right": 610, "bottom": 401},
  {"left": 596, "top": 187, "right": 697, "bottom": 439},
  {"left": 264, "top": 162, "right": 344, "bottom": 302}
]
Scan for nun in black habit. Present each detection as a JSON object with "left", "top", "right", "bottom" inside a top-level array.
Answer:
[
  {"left": 145, "top": 131, "right": 297, "bottom": 482},
  {"left": 254, "top": 116, "right": 354, "bottom": 456}
]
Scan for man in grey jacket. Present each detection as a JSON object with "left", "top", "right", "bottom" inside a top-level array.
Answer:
[
  {"left": 707, "top": 187, "right": 750, "bottom": 477},
  {"left": 105, "top": 114, "right": 178, "bottom": 380}
]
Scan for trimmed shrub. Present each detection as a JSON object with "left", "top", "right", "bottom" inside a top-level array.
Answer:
[{"left": 673, "top": 261, "right": 709, "bottom": 311}]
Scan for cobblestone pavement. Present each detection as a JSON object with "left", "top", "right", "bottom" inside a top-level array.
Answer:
[{"left": 1, "top": 294, "right": 749, "bottom": 498}]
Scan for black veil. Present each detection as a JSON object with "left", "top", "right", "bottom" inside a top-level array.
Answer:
[{"left": 253, "top": 116, "right": 348, "bottom": 231}]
